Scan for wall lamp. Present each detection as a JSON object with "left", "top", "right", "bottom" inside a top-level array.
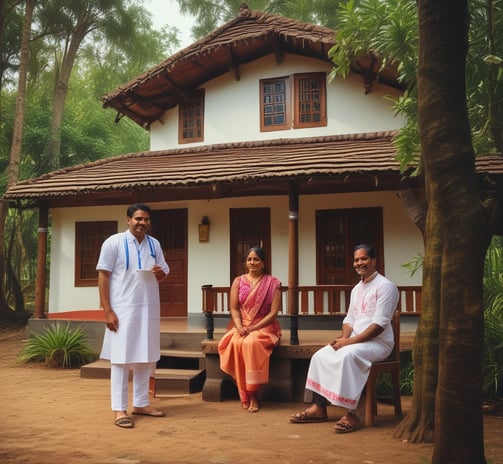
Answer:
[{"left": 198, "top": 216, "right": 210, "bottom": 242}]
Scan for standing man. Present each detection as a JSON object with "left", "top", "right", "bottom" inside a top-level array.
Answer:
[
  {"left": 290, "top": 243, "right": 399, "bottom": 433},
  {"left": 97, "top": 203, "right": 170, "bottom": 428}
]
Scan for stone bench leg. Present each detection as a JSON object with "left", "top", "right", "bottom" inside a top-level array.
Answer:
[
  {"left": 202, "top": 352, "right": 237, "bottom": 402},
  {"left": 260, "top": 356, "right": 294, "bottom": 402}
]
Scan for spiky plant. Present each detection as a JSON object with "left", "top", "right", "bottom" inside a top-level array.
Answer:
[{"left": 18, "top": 323, "right": 98, "bottom": 368}]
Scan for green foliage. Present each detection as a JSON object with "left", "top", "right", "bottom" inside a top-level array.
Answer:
[
  {"left": 5, "top": 208, "right": 39, "bottom": 312},
  {"left": 329, "top": 0, "right": 420, "bottom": 172},
  {"left": 0, "top": 1, "right": 178, "bottom": 316},
  {"left": 329, "top": 0, "right": 503, "bottom": 174},
  {"left": 401, "top": 252, "right": 424, "bottom": 278},
  {"left": 177, "top": 0, "right": 345, "bottom": 39},
  {"left": 377, "top": 357, "right": 414, "bottom": 396},
  {"left": 329, "top": 0, "right": 419, "bottom": 86},
  {"left": 482, "top": 236, "right": 503, "bottom": 398},
  {"left": 17, "top": 323, "right": 98, "bottom": 368},
  {"left": 398, "top": 238, "right": 503, "bottom": 399},
  {"left": 0, "top": 1, "right": 24, "bottom": 88}
]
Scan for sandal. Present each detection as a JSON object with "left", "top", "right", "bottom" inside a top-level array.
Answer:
[
  {"left": 290, "top": 411, "right": 328, "bottom": 423},
  {"left": 131, "top": 407, "right": 165, "bottom": 417},
  {"left": 114, "top": 415, "right": 134, "bottom": 428},
  {"left": 334, "top": 412, "right": 361, "bottom": 434}
]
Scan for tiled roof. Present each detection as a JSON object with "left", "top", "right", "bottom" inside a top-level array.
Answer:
[
  {"left": 101, "top": 7, "right": 401, "bottom": 128},
  {"left": 5, "top": 132, "right": 502, "bottom": 204},
  {"left": 5, "top": 132, "right": 397, "bottom": 200}
]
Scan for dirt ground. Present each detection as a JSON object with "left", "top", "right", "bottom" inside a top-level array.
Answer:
[{"left": 1, "top": 325, "right": 502, "bottom": 464}]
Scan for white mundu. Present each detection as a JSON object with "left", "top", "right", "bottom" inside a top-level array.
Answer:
[{"left": 306, "top": 273, "right": 399, "bottom": 409}]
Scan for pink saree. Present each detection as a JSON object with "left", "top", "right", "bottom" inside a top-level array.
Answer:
[{"left": 218, "top": 274, "right": 282, "bottom": 403}]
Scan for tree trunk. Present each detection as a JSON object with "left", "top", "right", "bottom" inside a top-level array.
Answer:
[
  {"left": 417, "top": 1, "right": 489, "bottom": 462},
  {"left": 0, "top": 0, "right": 33, "bottom": 321},
  {"left": 41, "top": 23, "right": 87, "bottom": 172},
  {"left": 397, "top": 181, "right": 427, "bottom": 237},
  {"left": 394, "top": 187, "right": 440, "bottom": 442}
]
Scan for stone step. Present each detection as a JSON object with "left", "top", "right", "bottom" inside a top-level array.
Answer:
[
  {"left": 159, "top": 349, "right": 206, "bottom": 369},
  {"left": 151, "top": 368, "right": 206, "bottom": 397},
  {"left": 80, "top": 359, "right": 112, "bottom": 379},
  {"left": 160, "top": 348, "right": 205, "bottom": 359},
  {"left": 160, "top": 331, "right": 207, "bottom": 352},
  {"left": 80, "top": 360, "right": 206, "bottom": 396}
]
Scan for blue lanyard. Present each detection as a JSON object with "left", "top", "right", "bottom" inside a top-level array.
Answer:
[{"left": 124, "top": 234, "right": 156, "bottom": 270}]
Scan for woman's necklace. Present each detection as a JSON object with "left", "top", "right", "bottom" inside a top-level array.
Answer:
[{"left": 248, "top": 273, "right": 263, "bottom": 288}]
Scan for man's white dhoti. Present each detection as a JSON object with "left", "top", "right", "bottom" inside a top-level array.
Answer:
[
  {"left": 305, "top": 272, "right": 399, "bottom": 409},
  {"left": 306, "top": 339, "right": 392, "bottom": 409}
]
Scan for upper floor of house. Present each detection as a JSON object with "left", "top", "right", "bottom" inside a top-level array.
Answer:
[
  {"left": 149, "top": 55, "right": 405, "bottom": 150},
  {"left": 102, "top": 7, "right": 406, "bottom": 152}
]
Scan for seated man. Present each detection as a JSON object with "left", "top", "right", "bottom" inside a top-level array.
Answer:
[{"left": 290, "top": 243, "right": 399, "bottom": 433}]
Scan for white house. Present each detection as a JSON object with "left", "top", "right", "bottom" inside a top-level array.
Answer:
[{"left": 6, "top": 7, "right": 469, "bottom": 328}]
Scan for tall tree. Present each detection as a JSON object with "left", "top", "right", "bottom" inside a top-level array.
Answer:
[
  {"left": 0, "top": 0, "right": 33, "bottom": 321},
  {"left": 0, "top": 0, "right": 23, "bottom": 140},
  {"left": 416, "top": 1, "right": 494, "bottom": 461},
  {"left": 33, "top": 0, "right": 157, "bottom": 173},
  {"left": 0, "top": 0, "right": 23, "bottom": 89},
  {"left": 329, "top": 0, "right": 503, "bottom": 447},
  {"left": 0, "top": 0, "right": 178, "bottom": 318}
]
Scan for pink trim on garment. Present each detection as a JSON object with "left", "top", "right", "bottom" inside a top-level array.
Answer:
[{"left": 306, "top": 378, "right": 358, "bottom": 408}]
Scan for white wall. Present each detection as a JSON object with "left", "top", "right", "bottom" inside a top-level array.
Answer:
[
  {"left": 47, "top": 53, "right": 413, "bottom": 315},
  {"left": 47, "top": 192, "right": 423, "bottom": 314},
  {"left": 150, "top": 54, "right": 404, "bottom": 150}
]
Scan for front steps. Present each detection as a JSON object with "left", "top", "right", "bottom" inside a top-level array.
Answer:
[
  {"left": 80, "top": 360, "right": 206, "bottom": 396},
  {"left": 151, "top": 368, "right": 206, "bottom": 396},
  {"left": 80, "top": 330, "right": 208, "bottom": 396}
]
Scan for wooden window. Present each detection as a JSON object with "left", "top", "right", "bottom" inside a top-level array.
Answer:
[
  {"left": 260, "top": 73, "right": 326, "bottom": 132},
  {"left": 260, "top": 77, "right": 290, "bottom": 131},
  {"left": 294, "top": 73, "right": 326, "bottom": 128},
  {"left": 179, "top": 89, "right": 204, "bottom": 143},
  {"left": 75, "top": 221, "right": 117, "bottom": 287},
  {"left": 316, "top": 208, "right": 383, "bottom": 285}
]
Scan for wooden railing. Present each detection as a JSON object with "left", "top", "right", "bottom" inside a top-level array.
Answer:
[{"left": 202, "top": 284, "right": 422, "bottom": 315}]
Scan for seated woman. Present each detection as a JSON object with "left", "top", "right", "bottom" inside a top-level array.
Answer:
[{"left": 218, "top": 247, "right": 282, "bottom": 413}]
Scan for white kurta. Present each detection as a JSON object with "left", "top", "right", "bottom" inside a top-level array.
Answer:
[
  {"left": 306, "top": 273, "right": 399, "bottom": 409},
  {"left": 98, "top": 230, "right": 170, "bottom": 364}
]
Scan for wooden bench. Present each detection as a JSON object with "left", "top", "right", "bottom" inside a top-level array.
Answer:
[
  {"left": 201, "top": 339, "right": 325, "bottom": 403},
  {"left": 200, "top": 330, "right": 415, "bottom": 404}
]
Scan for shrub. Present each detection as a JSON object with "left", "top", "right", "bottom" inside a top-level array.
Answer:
[
  {"left": 377, "top": 358, "right": 414, "bottom": 397},
  {"left": 18, "top": 323, "right": 98, "bottom": 368},
  {"left": 482, "top": 287, "right": 503, "bottom": 398},
  {"left": 483, "top": 237, "right": 503, "bottom": 399}
]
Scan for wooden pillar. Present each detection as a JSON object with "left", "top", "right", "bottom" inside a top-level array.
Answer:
[
  {"left": 34, "top": 203, "right": 48, "bottom": 318},
  {"left": 288, "top": 182, "right": 299, "bottom": 345},
  {"left": 202, "top": 284, "right": 214, "bottom": 340}
]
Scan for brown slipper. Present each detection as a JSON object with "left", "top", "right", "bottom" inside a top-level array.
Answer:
[
  {"left": 132, "top": 407, "right": 166, "bottom": 417},
  {"left": 334, "top": 412, "right": 361, "bottom": 433},
  {"left": 114, "top": 415, "right": 134, "bottom": 428},
  {"left": 290, "top": 411, "right": 328, "bottom": 423}
]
